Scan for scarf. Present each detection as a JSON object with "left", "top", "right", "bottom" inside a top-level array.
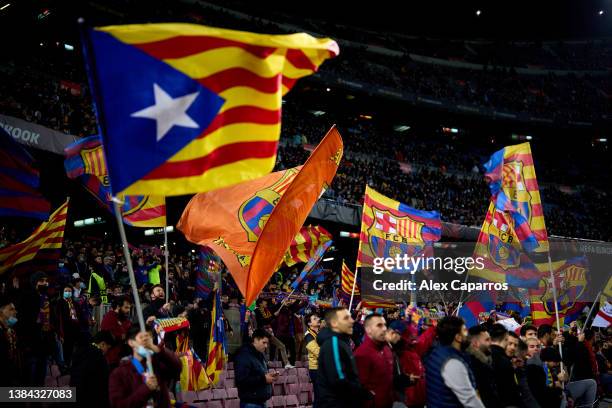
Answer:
[
  {"left": 37, "top": 294, "right": 51, "bottom": 332},
  {"left": 258, "top": 306, "right": 272, "bottom": 320}
]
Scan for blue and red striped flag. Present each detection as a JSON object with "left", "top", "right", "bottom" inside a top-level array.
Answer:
[
  {"left": 0, "top": 128, "right": 50, "bottom": 220},
  {"left": 206, "top": 289, "right": 227, "bottom": 385}
]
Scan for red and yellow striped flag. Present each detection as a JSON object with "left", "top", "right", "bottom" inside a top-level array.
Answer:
[
  {"left": 89, "top": 23, "right": 339, "bottom": 196},
  {"left": 0, "top": 199, "right": 69, "bottom": 274},
  {"left": 341, "top": 261, "right": 360, "bottom": 299},
  {"left": 284, "top": 226, "right": 332, "bottom": 267}
]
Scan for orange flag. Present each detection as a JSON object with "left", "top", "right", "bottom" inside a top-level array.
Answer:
[{"left": 178, "top": 127, "right": 343, "bottom": 304}]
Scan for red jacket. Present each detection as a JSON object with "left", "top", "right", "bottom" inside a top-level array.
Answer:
[
  {"left": 108, "top": 347, "right": 181, "bottom": 408},
  {"left": 400, "top": 325, "right": 436, "bottom": 406},
  {"left": 354, "top": 335, "right": 394, "bottom": 408},
  {"left": 101, "top": 310, "right": 132, "bottom": 366}
]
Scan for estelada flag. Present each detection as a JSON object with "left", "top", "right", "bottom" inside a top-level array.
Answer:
[
  {"left": 87, "top": 23, "right": 338, "bottom": 196},
  {"left": 357, "top": 185, "right": 441, "bottom": 272},
  {"left": 529, "top": 257, "right": 589, "bottom": 326},
  {"left": 483, "top": 142, "right": 548, "bottom": 252},
  {"left": 0, "top": 199, "right": 69, "bottom": 274},
  {"left": 470, "top": 201, "right": 542, "bottom": 288},
  {"left": 284, "top": 225, "right": 332, "bottom": 267},
  {"left": 178, "top": 127, "right": 343, "bottom": 304},
  {"left": 64, "top": 135, "right": 166, "bottom": 227}
]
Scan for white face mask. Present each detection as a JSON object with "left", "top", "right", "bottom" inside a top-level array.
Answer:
[{"left": 73, "top": 289, "right": 81, "bottom": 298}]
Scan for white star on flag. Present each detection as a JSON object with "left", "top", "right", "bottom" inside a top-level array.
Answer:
[{"left": 131, "top": 83, "right": 200, "bottom": 141}]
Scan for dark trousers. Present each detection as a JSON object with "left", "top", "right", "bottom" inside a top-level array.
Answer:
[
  {"left": 277, "top": 336, "right": 296, "bottom": 365},
  {"left": 309, "top": 369, "right": 318, "bottom": 407}
]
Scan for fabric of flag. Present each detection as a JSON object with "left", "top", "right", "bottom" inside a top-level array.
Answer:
[
  {"left": 178, "top": 127, "right": 342, "bottom": 304},
  {"left": 206, "top": 289, "right": 227, "bottom": 385},
  {"left": 290, "top": 241, "right": 332, "bottom": 290},
  {"left": 459, "top": 284, "right": 498, "bottom": 328},
  {"left": 529, "top": 257, "right": 589, "bottom": 326},
  {"left": 483, "top": 142, "right": 548, "bottom": 252},
  {"left": 284, "top": 225, "right": 332, "bottom": 267},
  {"left": 64, "top": 135, "right": 167, "bottom": 227},
  {"left": 0, "top": 199, "right": 68, "bottom": 274},
  {"left": 357, "top": 185, "right": 441, "bottom": 273},
  {"left": 195, "top": 246, "right": 219, "bottom": 300},
  {"left": 591, "top": 301, "right": 612, "bottom": 328},
  {"left": 604, "top": 276, "right": 612, "bottom": 298},
  {"left": 340, "top": 261, "right": 360, "bottom": 302},
  {"left": 470, "top": 201, "right": 543, "bottom": 288},
  {"left": 0, "top": 128, "right": 50, "bottom": 220},
  {"left": 87, "top": 23, "right": 338, "bottom": 197}
]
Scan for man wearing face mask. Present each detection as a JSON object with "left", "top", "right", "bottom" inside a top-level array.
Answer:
[
  {"left": 109, "top": 327, "right": 182, "bottom": 408},
  {"left": 424, "top": 316, "right": 484, "bottom": 408},
  {"left": 18, "top": 271, "right": 56, "bottom": 385},
  {"left": 0, "top": 296, "right": 20, "bottom": 386},
  {"left": 52, "top": 284, "right": 81, "bottom": 367}
]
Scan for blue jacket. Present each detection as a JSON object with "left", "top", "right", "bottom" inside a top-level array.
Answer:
[
  {"left": 234, "top": 344, "right": 272, "bottom": 404},
  {"left": 425, "top": 345, "right": 477, "bottom": 408}
]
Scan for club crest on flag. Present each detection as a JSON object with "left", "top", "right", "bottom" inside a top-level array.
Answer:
[
  {"left": 487, "top": 210, "right": 521, "bottom": 270},
  {"left": 537, "top": 265, "right": 587, "bottom": 316},
  {"left": 502, "top": 161, "right": 532, "bottom": 224},
  {"left": 367, "top": 208, "right": 426, "bottom": 265},
  {"left": 238, "top": 168, "right": 298, "bottom": 242}
]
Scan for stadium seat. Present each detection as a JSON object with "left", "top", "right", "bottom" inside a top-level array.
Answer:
[
  {"left": 272, "top": 383, "right": 284, "bottom": 396},
  {"left": 294, "top": 360, "right": 304, "bottom": 368},
  {"left": 212, "top": 389, "right": 228, "bottom": 400},
  {"left": 205, "top": 401, "right": 223, "bottom": 408},
  {"left": 286, "top": 383, "right": 300, "bottom": 396},
  {"left": 297, "top": 367, "right": 308, "bottom": 378},
  {"left": 224, "top": 400, "right": 240, "bottom": 408},
  {"left": 285, "top": 368, "right": 297, "bottom": 377},
  {"left": 197, "top": 389, "right": 212, "bottom": 401},
  {"left": 179, "top": 391, "right": 198, "bottom": 403},
  {"left": 224, "top": 378, "right": 235, "bottom": 388},
  {"left": 227, "top": 362, "right": 234, "bottom": 370},
  {"left": 213, "top": 379, "right": 225, "bottom": 389},
  {"left": 226, "top": 387, "right": 238, "bottom": 399},
  {"left": 285, "top": 395, "right": 299, "bottom": 407},
  {"left": 285, "top": 375, "right": 297, "bottom": 385},
  {"left": 44, "top": 376, "right": 57, "bottom": 387},
  {"left": 57, "top": 375, "right": 70, "bottom": 387},
  {"left": 226, "top": 369, "right": 235, "bottom": 379},
  {"left": 298, "top": 374, "right": 310, "bottom": 384},
  {"left": 299, "top": 383, "right": 313, "bottom": 404},
  {"left": 271, "top": 395, "right": 286, "bottom": 407},
  {"left": 269, "top": 361, "right": 282, "bottom": 368}
]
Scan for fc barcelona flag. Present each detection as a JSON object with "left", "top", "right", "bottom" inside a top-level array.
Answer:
[
  {"left": 64, "top": 135, "right": 166, "bottom": 228},
  {"left": 284, "top": 225, "right": 332, "bottom": 267},
  {"left": 290, "top": 241, "right": 332, "bottom": 290},
  {"left": 86, "top": 23, "right": 338, "bottom": 196},
  {"left": 357, "top": 185, "right": 441, "bottom": 273},
  {"left": 178, "top": 127, "right": 343, "bottom": 305},
  {"left": 529, "top": 257, "right": 589, "bottom": 326},
  {"left": 470, "top": 202, "right": 542, "bottom": 288},
  {"left": 484, "top": 142, "right": 548, "bottom": 252}
]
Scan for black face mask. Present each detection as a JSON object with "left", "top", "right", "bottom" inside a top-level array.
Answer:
[{"left": 37, "top": 284, "right": 48, "bottom": 293}]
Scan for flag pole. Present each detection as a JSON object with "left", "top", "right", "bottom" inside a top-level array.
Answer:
[
  {"left": 78, "top": 19, "right": 145, "bottom": 332},
  {"left": 546, "top": 253, "right": 565, "bottom": 371},
  {"left": 585, "top": 289, "right": 603, "bottom": 329},
  {"left": 348, "top": 267, "right": 359, "bottom": 311},
  {"left": 112, "top": 199, "right": 146, "bottom": 332},
  {"left": 164, "top": 227, "right": 169, "bottom": 303},
  {"left": 455, "top": 269, "right": 471, "bottom": 316}
]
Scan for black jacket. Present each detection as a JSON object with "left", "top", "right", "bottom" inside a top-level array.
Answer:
[
  {"left": 526, "top": 354, "right": 563, "bottom": 408},
  {"left": 234, "top": 344, "right": 272, "bottom": 404},
  {"left": 315, "top": 327, "right": 371, "bottom": 408},
  {"left": 70, "top": 343, "right": 109, "bottom": 408},
  {"left": 491, "top": 344, "right": 521, "bottom": 407},
  {"left": 466, "top": 346, "right": 500, "bottom": 408}
]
